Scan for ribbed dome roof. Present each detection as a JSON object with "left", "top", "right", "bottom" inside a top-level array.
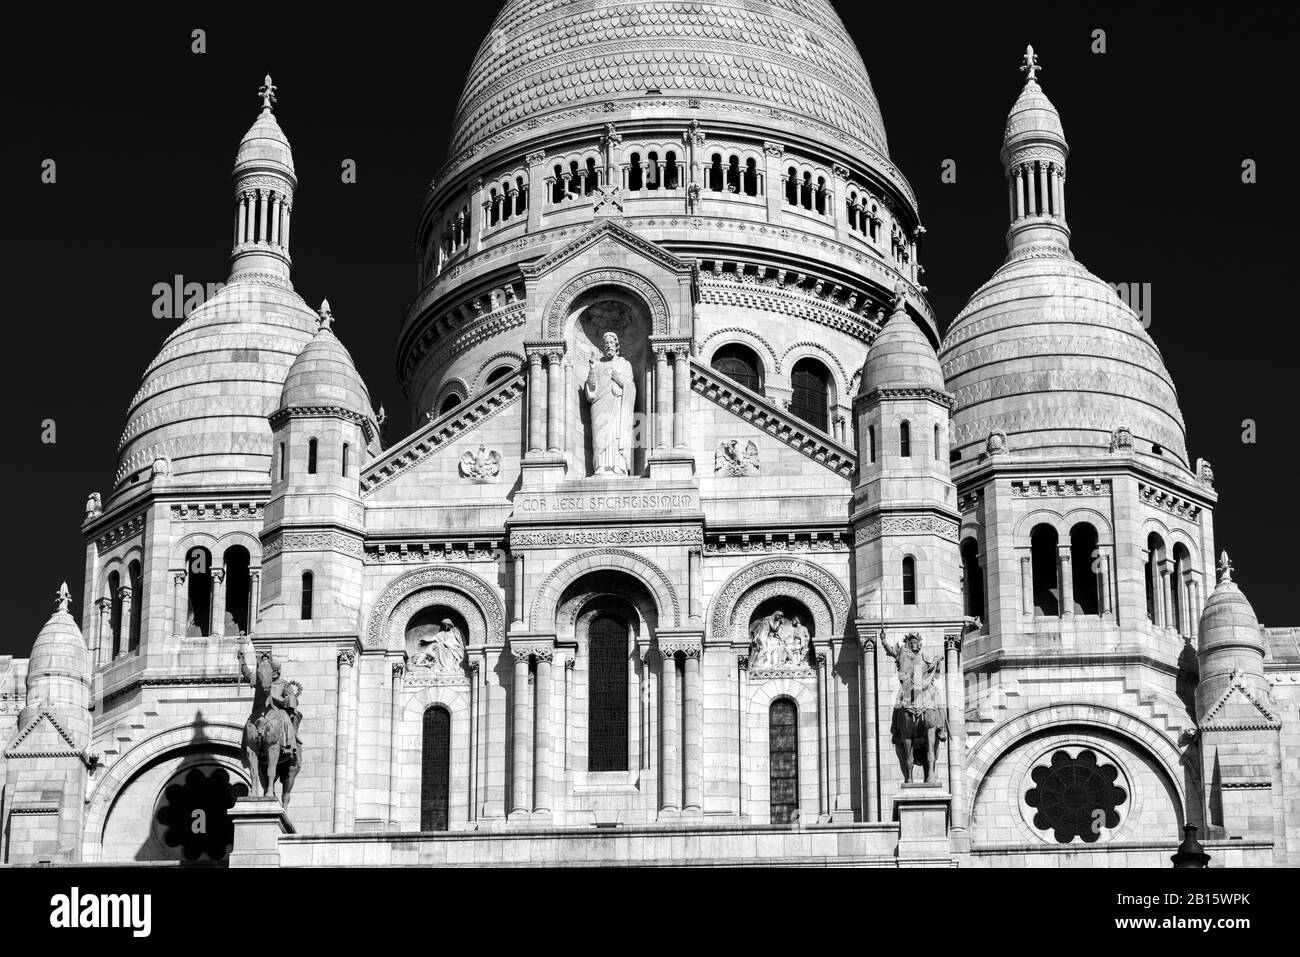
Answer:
[
  {"left": 1001, "top": 78, "right": 1064, "bottom": 160},
  {"left": 27, "top": 602, "right": 88, "bottom": 686},
  {"left": 1199, "top": 574, "right": 1264, "bottom": 658},
  {"left": 114, "top": 279, "right": 319, "bottom": 497},
  {"left": 235, "top": 102, "right": 295, "bottom": 175},
  {"left": 448, "top": 0, "right": 889, "bottom": 161},
  {"left": 279, "top": 305, "right": 374, "bottom": 416},
  {"left": 861, "top": 300, "right": 946, "bottom": 394},
  {"left": 939, "top": 250, "right": 1187, "bottom": 467}
]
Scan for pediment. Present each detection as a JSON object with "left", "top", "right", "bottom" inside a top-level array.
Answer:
[
  {"left": 4, "top": 706, "right": 81, "bottom": 758},
  {"left": 520, "top": 219, "right": 694, "bottom": 281},
  {"left": 1199, "top": 671, "right": 1280, "bottom": 731}
]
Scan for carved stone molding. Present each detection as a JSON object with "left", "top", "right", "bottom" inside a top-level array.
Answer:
[
  {"left": 544, "top": 267, "right": 671, "bottom": 339},
  {"left": 511, "top": 526, "right": 702, "bottom": 549},
  {"left": 530, "top": 547, "right": 681, "bottom": 629},
  {"left": 365, "top": 565, "right": 505, "bottom": 649},
  {"left": 709, "top": 557, "right": 850, "bottom": 642},
  {"left": 854, "top": 514, "right": 958, "bottom": 544}
]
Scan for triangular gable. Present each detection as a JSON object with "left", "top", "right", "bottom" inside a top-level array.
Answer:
[
  {"left": 519, "top": 219, "right": 695, "bottom": 281},
  {"left": 1199, "top": 670, "right": 1280, "bottom": 730},
  {"left": 4, "top": 706, "right": 82, "bottom": 758}
]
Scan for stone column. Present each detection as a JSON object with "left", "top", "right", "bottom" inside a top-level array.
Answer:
[
  {"left": 1013, "top": 166, "right": 1025, "bottom": 220},
  {"left": 1146, "top": 551, "right": 1162, "bottom": 626},
  {"left": 512, "top": 553, "right": 526, "bottom": 627},
  {"left": 270, "top": 193, "right": 281, "bottom": 246},
  {"left": 1058, "top": 549, "right": 1073, "bottom": 619},
  {"left": 672, "top": 348, "right": 689, "bottom": 450},
  {"left": 511, "top": 646, "right": 532, "bottom": 816},
  {"left": 816, "top": 650, "right": 830, "bottom": 819},
  {"left": 171, "top": 571, "right": 186, "bottom": 638},
  {"left": 526, "top": 151, "right": 546, "bottom": 230},
  {"left": 1026, "top": 164, "right": 1038, "bottom": 217},
  {"left": 762, "top": 142, "right": 784, "bottom": 222},
  {"left": 533, "top": 647, "right": 553, "bottom": 815},
  {"left": 236, "top": 192, "right": 248, "bottom": 245},
  {"left": 1160, "top": 563, "right": 1173, "bottom": 631},
  {"left": 944, "top": 634, "right": 966, "bottom": 827},
  {"left": 484, "top": 653, "right": 506, "bottom": 819},
  {"left": 257, "top": 188, "right": 269, "bottom": 243},
  {"left": 95, "top": 597, "right": 112, "bottom": 666},
  {"left": 1190, "top": 578, "right": 1202, "bottom": 640},
  {"left": 388, "top": 661, "right": 404, "bottom": 827},
  {"left": 860, "top": 633, "right": 879, "bottom": 822},
  {"left": 334, "top": 650, "right": 356, "bottom": 830},
  {"left": 654, "top": 346, "right": 671, "bottom": 451},
  {"left": 1020, "top": 555, "right": 1032, "bottom": 615},
  {"left": 468, "top": 179, "right": 484, "bottom": 254},
  {"left": 659, "top": 647, "right": 680, "bottom": 813},
  {"left": 687, "top": 548, "right": 702, "bottom": 622},
  {"left": 281, "top": 202, "right": 292, "bottom": 255},
  {"left": 248, "top": 570, "right": 261, "bottom": 636},
  {"left": 1100, "top": 554, "right": 1113, "bottom": 617},
  {"left": 682, "top": 646, "right": 702, "bottom": 813},
  {"left": 526, "top": 351, "right": 544, "bottom": 455},
  {"left": 1056, "top": 168, "right": 1066, "bottom": 221},
  {"left": 832, "top": 642, "right": 853, "bottom": 820},
  {"left": 118, "top": 585, "right": 134, "bottom": 654},
  {"left": 545, "top": 350, "right": 562, "bottom": 452},
  {"left": 210, "top": 568, "right": 226, "bottom": 638},
  {"left": 1036, "top": 162, "right": 1048, "bottom": 217}
]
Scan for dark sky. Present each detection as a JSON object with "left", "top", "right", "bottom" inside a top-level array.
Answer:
[{"left": 4, "top": 4, "right": 1296, "bottom": 654}]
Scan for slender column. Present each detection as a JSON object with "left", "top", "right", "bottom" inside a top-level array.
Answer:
[
  {"left": 1056, "top": 168, "right": 1066, "bottom": 221},
  {"left": 270, "top": 193, "right": 281, "bottom": 246},
  {"left": 526, "top": 351, "right": 544, "bottom": 454},
  {"left": 1058, "top": 549, "right": 1073, "bottom": 619},
  {"left": 334, "top": 650, "right": 356, "bottom": 830},
  {"left": 533, "top": 648, "right": 553, "bottom": 815},
  {"left": 860, "top": 635, "right": 879, "bottom": 822},
  {"left": 1179, "top": 576, "right": 1191, "bottom": 638},
  {"left": 1045, "top": 165, "right": 1056, "bottom": 217},
  {"left": 281, "top": 202, "right": 292, "bottom": 255},
  {"left": 484, "top": 652, "right": 506, "bottom": 818},
  {"left": 1036, "top": 161, "right": 1048, "bottom": 217},
  {"left": 672, "top": 348, "right": 689, "bottom": 449},
  {"left": 687, "top": 548, "right": 702, "bottom": 622},
  {"left": 1146, "top": 552, "right": 1162, "bottom": 626},
  {"left": 816, "top": 651, "right": 830, "bottom": 819},
  {"left": 248, "top": 570, "right": 261, "bottom": 636},
  {"left": 1160, "top": 564, "right": 1173, "bottom": 630},
  {"left": 653, "top": 346, "right": 671, "bottom": 451},
  {"left": 171, "top": 571, "right": 187, "bottom": 638},
  {"left": 1020, "top": 555, "right": 1032, "bottom": 615},
  {"left": 1190, "top": 578, "right": 1202, "bottom": 640},
  {"left": 1026, "top": 164, "right": 1038, "bottom": 217},
  {"left": 210, "top": 568, "right": 226, "bottom": 637},
  {"left": 659, "top": 648, "right": 680, "bottom": 813},
  {"left": 257, "top": 188, "right": 269, "bottom": 243},
  {"left": 682, "top": 647, "right": 702, "bottom": 812},
  {"left": 236, "top": 193, "right": 248, "bottom": 245},
  {"left": 832, "top": 643, "right": 852, "bottom": 818},
  {"left": 388, "top": 661, "right": 404, "bottom": 827},
  {"left": 512, "top": 554, "right": 526, "bottom": 627},
  {"left": 468, "top": 661, "right": 480, "bottom": 822},
  {"left": 1100, "top": 554, "right": 1113, "bottom": 617},
  {"left": 511, "top": 647, "right": 532, "bottom": 816},
  {"left": 944, "top": 634, "right": 966, "bottom": 826},
  {"left": 94, "top": 597, "right": 112, "bottom": 666},
  {"left": 1013, "top": 166, "right": 1025, "bottom": 220},
  {"left": 1007, "top": 176, "right": 1016, "bottom": 222},
  {"left": 545, "top": 350, "right": 562, "bottom": 452},
  {"left": 736, "top": 656, "right": 749, "bottom": 818}
]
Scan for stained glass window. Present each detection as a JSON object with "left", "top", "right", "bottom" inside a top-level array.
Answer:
[
  {"left": 421, "top": 706, "right": 451, "bottom": 831},
  {"left": 769, "top": 699, "right": 799, "bottom": 824},
  {"left": 588, "top": 615, "right": 629, "bottom": 772}
]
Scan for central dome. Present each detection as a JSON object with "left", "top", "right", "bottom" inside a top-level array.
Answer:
[{"left": 449, "top": 0, "right": 888, "bottom": 162}]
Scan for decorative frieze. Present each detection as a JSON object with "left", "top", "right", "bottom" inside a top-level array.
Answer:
[
  {"left": 170, "top": 502, "right": 265, "bottom": 522},
  {"left": 95, "top": 512, "right": 146, "bottom": 551},
  {"left": 854, "top": 515, "right": 958, "bottom": 543},
  {"left": 262, "top": 531, "right": 364, "bottom": 560},
  {"left": 1138, "top": 482, "right": 1203, "bottom": 522},
  {"left": 1011, "top": 479, "right": 1109, "bottom": 498},
  {"left": 705, "top": 531, "right": 846, "bottom": 554},
  {"left": 363, "top": 541, "right": 504, "bottom": 565},
  {"left": 510, "top": 526, "right": 701, "bottom": 548}
]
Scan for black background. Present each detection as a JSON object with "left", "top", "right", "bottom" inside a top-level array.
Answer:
[{"left": 3, "top": 4, "right": 1296, "bottom": 654}]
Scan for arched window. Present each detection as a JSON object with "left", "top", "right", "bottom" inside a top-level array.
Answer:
[
  {"left": 127, "top": 560, "right": 143, "bottom": 652},
  {"left": 439, "top": 393, "right": 462, "bottom": 415},
  {"left": 785, "top": 166, "right": 798, "bottom": 205},
  {"left": 108, "top": 570, "right": 122, "bottom": 657},
  {"left": 744, "top": 157, "right": 759, "bottom": 196},
  {"left": 628, "top": 152, "right": 643, "bottom": 191},
  {"left": 1070, "top": 524, "right": 1100, "bottom": 616},
  {"left": 485, "top": 365, "right": 513, "bottom": 385},
  {"left": 790, "top": 357, "right": 830, "bottom": 432},
  {"left": 223, "top": 546, "right": 251, "bottom": 636},
  {"left": 646, "top": 151, "right": 660, "bottom": 190},
  {"left": 934, "top": 423, "right": 941, "bottom": 460},
  {"left": 1030, "top": 524, "right": 1060, "bottom": 617},
  {"left": 342, "top": 442, "right": 350, "bottom": 478},
  {"left": 902, "top": 555, "right": 917, "bottom": 605},
  {"left": 800, "top": 172, "right": 813, "bottom": 209},
  {"left": 711, "top": 343, "right": 764, "bottom": 394},
  {"left": 420, "top": 706, "right": 451, "bottom": 831},
  {"left": 709, "top": 154, "right": 724, "bottom": 192},
  {"left": 588, "top": 613, "right": 629, "bottom": 772},
  {"left": 1145, "top": 533, "right": 1165, "bottom": 624},
  {"left": 962, "top": 538, "right": 985, "bottom": 621},
  {"left": 769, "top": 698, "right": 799, "bottom": 824},
  {"left": 899, "top": 421, "right": 911, "bottom": 458},
  {"left": 584, "top": 157, "right": 598, "bottom": 193},
  {"left": 300, "top": 572, "right": 314, "bottom": 621},
  {"left": 186, "top": 547, "right": 212, "bottom": 637},
  {"left": 868, "top": 425, "right": 876, "bottom": 463},
  {"left": 814, "top": 176, "right": 827, "bottom": 214},
  {"left": 307, "top": 438, "right": 318, "bottom": 475},
  {"left": 516, "top": 176, "right": 528, "bottom": 215},
  {"left": 726, "top": 154, "right": 741, "bottom": 193}
]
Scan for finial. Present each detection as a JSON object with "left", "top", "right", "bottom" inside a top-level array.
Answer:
[
  {"left": 318, "top": 298, "right": 333, "bottom": 332},
  {"left": 1218, "top": 550, "right": 1234, "bottom": 583},
  {"left": 1021, "top": 45, "right": 1040, "bottom": 83},
  {"left": 259, "top": 74, "right": 277, "bottom": 112},
  {"left": 55, "top": 582, "right": 71, "bottom": 614}
]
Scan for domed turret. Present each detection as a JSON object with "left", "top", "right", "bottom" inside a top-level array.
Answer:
[
  {"left": 1195, "top": 552, "right": 1267, "bottom": 717},
  {"left": 279, "top": 299, "right": 375, "bottom": 420},
  {"left": 19, "top": 583, "right": 90, "bottom": 742},
  {"left": 939, "top": 47, "right": 1188, "bottom": 469},
  {"left": 860, "top": 286, "right": 946, "bottom": 395}
]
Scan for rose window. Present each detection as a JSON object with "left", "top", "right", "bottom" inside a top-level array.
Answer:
[{"left": 1025, "top": 749, "right": 1126, "bottom": 844}]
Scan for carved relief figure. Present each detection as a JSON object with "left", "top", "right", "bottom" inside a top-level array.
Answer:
[
  {"left": 584, "top": 331, "right": 636, "bottom": 475},
  {"left": 748, "top": 609, "right": 809, "bottom": 670},
  {"left": 459, "top": 443, "right": 502, "bottom": 480},
  {"left": 409, "top": 618, "right": 465, "bottom": 674},
  {"left": 714, "top": 439, "right": 760, "bottom": 476},
  {"left": 879, "top": 632, "right": 947, "bottom": 784}
]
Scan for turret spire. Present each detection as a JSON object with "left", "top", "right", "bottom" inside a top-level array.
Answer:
[
  {"left": 230, "top": 75, "right": 297, "bottom": 284},
  {"left": 55, "top": 581, "right": 71, "bottom": 614},
  {"left": 318, "top": 298, "right": 334, "bottom": 332},
  {"left": 1001, "top": 44, "right": 1070, "bottom": 258}
]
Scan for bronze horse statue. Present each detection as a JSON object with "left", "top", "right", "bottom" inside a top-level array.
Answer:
[{"left": 238, "top": 649, "right": 302, "bottom": 806}]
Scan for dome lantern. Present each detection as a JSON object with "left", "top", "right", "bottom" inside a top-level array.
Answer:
[
  {"left": 230, "top": 75, "right": 297, "bottom": 283},
  {"left": 1001, "top": 46, "right": 1071, "bottom": 258}
]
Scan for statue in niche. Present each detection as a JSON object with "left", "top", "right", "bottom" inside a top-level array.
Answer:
[
  {"left": 879, "top": 632, "right": 947, "bottom": 784},
  {"left": 748, "top": 609, "right": 809, "bottom": 670},
  {"left": 714, "top": 439, "right": 760, "bottom": 476},
  {"left": 409, "top": 618, "right": 465, "bottom": 673},
  {"left": 584, "top": 331, "right": 636, "bottom": 476}
]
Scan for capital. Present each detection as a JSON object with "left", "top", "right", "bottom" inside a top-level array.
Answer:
[{"left": 337, "top": 649, "right": 357, "bottom": 668}]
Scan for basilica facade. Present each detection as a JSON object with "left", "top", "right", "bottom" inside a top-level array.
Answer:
[{"left": 3, "top": 0, "right": 1298, "bottom": 867}]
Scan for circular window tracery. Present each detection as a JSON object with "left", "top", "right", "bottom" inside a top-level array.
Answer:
[
  {"left": 1025, "top": 748, "right": 1126, "bottom": 844},
  {"left": 154, "top": 766, "right": 248, "bottom": 862}
]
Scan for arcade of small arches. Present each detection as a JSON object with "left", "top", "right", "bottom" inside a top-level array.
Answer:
[{"left": 706, "top": 340, "right": 845, "bottom": 438}]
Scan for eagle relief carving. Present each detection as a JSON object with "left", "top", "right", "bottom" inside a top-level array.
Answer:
[
  {"left": 459, "top": 444, "right": 502, "bottom": 481},
  {"left": 714, "top": 439, "right": 760, "bottom": 476}
]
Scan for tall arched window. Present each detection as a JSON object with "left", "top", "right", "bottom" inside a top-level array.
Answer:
[
  {"left": 420, "top": 706, "right": 451, "bottom": 831},
  {"left": 1031, "top": 524, "right": 1060, "bottom": 617},
  {"left": 440, "top": 394, "right": 462, "bottom": 415},
  {"left": 223, "top": 546, "right": 251, "bottom": 636},
  {"left": 127, "top": 560, "right": 143, "bottom": 652},
  {"left": 307, "top": 438, "right": 318, "bottom": 475},
  {"left": 790, "top": 358, "right": 830, "bottom": 432},
  {"left": 278, "top": 442, "right": 286, "bottom": 481},
  {"left": 902, "top": 556, "right": 917, "bottom": 605},
  {"left": 962, "top": 538, "right": 985, "bottom": 621},
  {"left": 900, "top": 421, "right": 911, "bottom": 458},
  {"left": 300, "top": 572, "right": 314, "bottom": 621},
  {"left": 1070, "top": 524, "right": 1100, "bottom": 616},
  {"left": 588, "top": 614, "right": 629, "bottom": 772},
  {"left": 769, "top": 698, "right": 799, "bottom": 824},
  {"left": 108, "top": 570, "right": 122, "bottom": 657},
  {"left": 186, "top": 547, "right": 212, "bottom": 637},
  {"left": 711, "top": 343, "right": 764, "bottom": 394},
  {"left": 1144, "top": 533, "right": 1165, "bottom": 624}
]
